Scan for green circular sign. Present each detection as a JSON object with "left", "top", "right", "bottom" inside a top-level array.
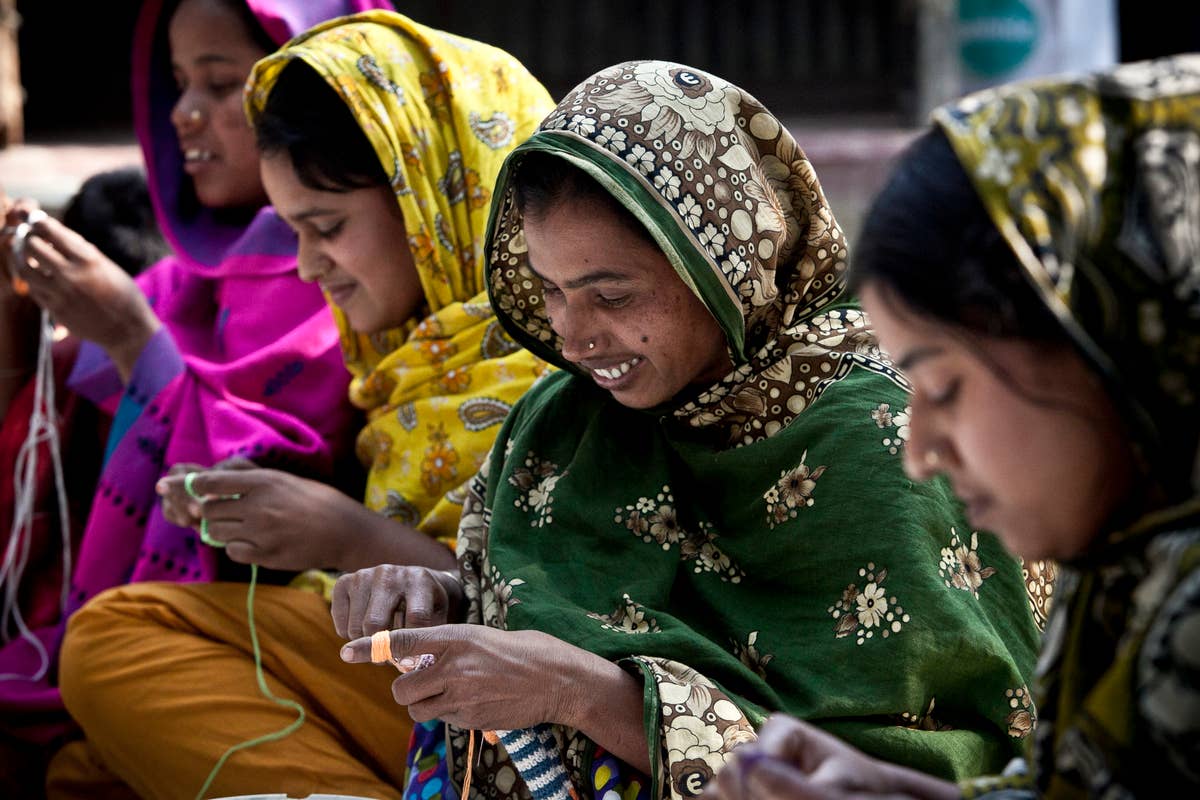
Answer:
[{"left": 959, "top": 0, "right": 1039, "bottom": 78}]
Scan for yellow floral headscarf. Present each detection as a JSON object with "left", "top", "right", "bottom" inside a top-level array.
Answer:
[{"left": 246, "top": 10, "right": 554, "bottom": 543}]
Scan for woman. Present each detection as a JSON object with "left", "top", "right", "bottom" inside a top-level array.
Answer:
[
  {"left": 334, "top": 60, "right": 1045, "bottom": 800},
  {"left": 0, "top": 0, "right": 388, "bottom": 788},
  {"left": 706, "top": 55, "right": 1200, "bottom": 798},
  {"left": 53, "top": 11, "right": 554, "bottom": 799}
]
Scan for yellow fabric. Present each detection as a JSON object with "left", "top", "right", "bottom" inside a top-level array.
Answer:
[
  {"left": 246, "top": 10, "right": 555, "bottom": 546},
  {"left": 51, "top": 583, "right": 410, "bottom": 800}
]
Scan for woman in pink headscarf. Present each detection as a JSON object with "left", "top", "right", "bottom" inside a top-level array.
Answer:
[{"left": 0, "top": 0, "right": 390, "bottom": 792}]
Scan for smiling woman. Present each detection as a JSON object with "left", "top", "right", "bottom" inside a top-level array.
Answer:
[{"left": 331, "top": 61, "right": 1046, "bottom": 800}]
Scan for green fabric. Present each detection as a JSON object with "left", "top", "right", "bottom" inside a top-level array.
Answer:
[
  {"left": 457, "top": 61, "right": 1042, "bottom": 800},
  {"left": 937, "top": 54, "right": 1200, "bottom": 797}
]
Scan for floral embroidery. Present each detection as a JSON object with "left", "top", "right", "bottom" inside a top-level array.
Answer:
[
  {"left": 764, "top": 450, "right": 827, "bottom": 528},
  {"left": 939, "top": 528, "right": 998, "bottom": 598},
  {"left": 508, "top": 451, "right": 566, "bottom": 527},
  {"left": 871, "top": 402, "right": 910, "bottom": 455},
  {"left": 731, "top": 631, "right": 774, "bottom": 678},
  {"left": 381, "top": 489, "right": 421, "bottom": 526},
  {"left": 416, "top": 338, "right": 457, "bottom": 366},
  {"left": 419, "top": 423, "right": 459, "bottom": 494},
  {"left": 356, "top": 427, "right": 393, "bottom": 471},
  {"left": 588, "top": 593, "right": 662, "bottom": 634},
  {"left": 1004, "top": 685, "right": 1036, "bottom": 737},
  {"left": 1022, "top": 558, "right": 1057, "bottom": 631},
  {"left": 439, "top": 366, "right": 471, "bottom": 393},
  {"left": 483, "top": 565, "right": 525, "bottom": 629},
  {"left": 615, "top": 486, "right": 744, "bottom": 582},
  {"left": 828, "top": 563, "right": 909, "bottom": 645},
  {"left": 894, "top": 698, "right": 954, "bottom": 732}
]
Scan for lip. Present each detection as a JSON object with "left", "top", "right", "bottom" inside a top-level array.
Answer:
[
  {"left": 958, "top": 493, "right": 995, "bottom": 528},
  {"left": 181, "top": 147, "right": 217, "bottom": 174},
  {"left": 321, "top": 281, "right": 357, "bottom": 307},
  {"left": 582, "top": 356, "right": 644, "bottom": 390}
]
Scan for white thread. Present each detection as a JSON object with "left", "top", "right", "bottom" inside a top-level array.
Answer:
[{"left": 0, "top": 309, "right": 71, "bottom": 682}]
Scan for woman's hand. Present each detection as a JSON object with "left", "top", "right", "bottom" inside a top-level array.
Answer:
[
  {"left": 705, "top": 715, "right": 958, "bottom": 800},
  {"left": 340, "top": 625, "right": 608, "bottom": 733},
  {"left": 6, "top": 208, "right": 159, "bottom": 380},
  {"left": 330, "top": 564, "right": 464, "bottom": 637}
]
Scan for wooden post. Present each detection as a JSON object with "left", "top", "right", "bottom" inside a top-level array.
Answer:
[{"left": 0, "top": 0, "right": 22, "bottom": 148}]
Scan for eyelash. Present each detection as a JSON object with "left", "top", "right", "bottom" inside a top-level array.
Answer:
[
  {"left": 316, "top": 221, "right": 345, "bottom": 240},
  {"left": 926, "top": 379, "right": 961, "bottom": 408},
  {"left": 599, "top": 294, "right": 630, "bottom": 308}
]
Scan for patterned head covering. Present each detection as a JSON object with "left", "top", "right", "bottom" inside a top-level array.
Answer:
[
  {"left": 487, "top": 61, "right": 897, "bottom": 447},
  {"left": 246, "top": 11, "right": 554, "bottom": 538},
  {"left": 934, "top": 54, "right": 1200, "bottom": 510}
]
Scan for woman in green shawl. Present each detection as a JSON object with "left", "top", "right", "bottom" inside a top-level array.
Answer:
[
  {"left": 705, "top": 55, "right": 1200, "bottom": 799},
  {"left": 335, "top": 60, "right": 1042, "bottom": 800}
]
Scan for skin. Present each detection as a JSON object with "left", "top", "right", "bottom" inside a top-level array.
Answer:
[
  {"left": 862, "top": 284, "right": 1136, "bottom": 562},
  {"left": 167, "top": 0, "right": 269, "bottom": 210},
  {"left": 331, "top": 197, "right": 740, "bottom": 772},
  {"left": 524, "top": 198, "right": 733, "bottom": 409},
  {"left": 706, "top": 283, "right": 1141, "bottom": 800},
  {"left": 260, "top": 153, "right": 425, "bottom": 333}
]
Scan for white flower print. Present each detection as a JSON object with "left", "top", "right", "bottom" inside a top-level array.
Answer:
[
  {"left": 722, "top": 251, "right": 748, "bottom": 283},
  {"left": 976, "top": 147, "right": 1020, "bottom": 184},
  {"left": 632, "top": 62, "right": 737, "bottom": 136},
  {"left": 508, "top": 451, "right": 566, "bottom": 528},
  {"left": 872, "top": 403, "right": 911, "bottom": 455},
  {"left": 624, "top": 143, "right": 656, "bottom": 176},
  {"left": 731, "top": 631, "right": 774, "bottom": 678},
  {"left": 653, "top": 166, "right": 682, "bottom": 200},
  {"left": 828, "top": 563, "right": 909, "bottom": 645},
  {"left": 615, "top": 486, "right": 744, "bottom": 583},
  {"left": 595, "top": 125, "right": 627, "bottom": 154},
  {"left": 565, "top": 113, "right": 596, "bottom": 137},
  {"left": 938, "top": 528, "right": 997, "bottom": 598},
  {"left": 677, "top": 194, "right": 703, "bottom": 229},
  {"left": 698, "top": 223, "right": 727, "bottom": 256},
  {"left": 482, "top": 566, "right": 525, "bottom": 629},
  {"left": 855, "top": 583, "right": 888, "bottom": 627},
  {"left": 588, "top": 593, "right": 662, "bottom": 634},
  {"left": 764, "top": 450, "right": 828, "bottom": 528}
]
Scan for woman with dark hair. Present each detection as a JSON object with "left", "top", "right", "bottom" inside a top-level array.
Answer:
[
  {"left": 707, "top": 54, "right": 1200, "bottom": 799},
  {"left": 331, "top": 60, "right": 1044, "bottom": 800},
  {"left": 0, "top": 0, "right": 390, "bottom": 794},
  {"left": 55, "top": 11, "right": 553, "bottom": 799}
]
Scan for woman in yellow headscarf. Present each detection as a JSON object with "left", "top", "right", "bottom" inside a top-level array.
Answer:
[{"left": 51, "top": 11, "right": 553, "bottom": 799}]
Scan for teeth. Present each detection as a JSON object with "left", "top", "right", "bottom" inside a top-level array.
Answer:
[
  {"left": 184, "top": 149, "right": 213, "bottom": 162},
  {"left": 593, "top": 357, "right": 642, "bottom": 380}
]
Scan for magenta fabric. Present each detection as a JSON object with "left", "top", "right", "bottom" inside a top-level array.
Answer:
[{"left": 0, "top": 0, "right": 391, "bottom": 746}]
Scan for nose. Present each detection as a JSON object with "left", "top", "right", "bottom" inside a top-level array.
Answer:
[
  {"left": 296, "top": 238, "right": 332, "bottom": 283},
  {"left": 551, "top": 302, "right": 600, "bottom": 362},
  {"left": 901, "top": 405, "right": 953, "bottom": 483},
  {"left": 169, "top": 90, "right": 206, "bottom": 135}
]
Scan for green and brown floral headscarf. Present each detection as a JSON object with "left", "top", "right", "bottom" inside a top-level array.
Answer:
[{"left": 486, "top": 60, "right": 901, "bottom": 447}]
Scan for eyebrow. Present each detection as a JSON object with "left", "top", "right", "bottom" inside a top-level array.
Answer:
[
  {"left": 526, "top": 262, "right": 634, "bottom": 290},
  {"left": 286, "top": 208, "right": 339, "bottom": 223},
  {"left": 172, "top": 54, "right": 240, "bottom": 71},
  {"left": 894, "top": 345, "right": 945, "bottom": 372}
]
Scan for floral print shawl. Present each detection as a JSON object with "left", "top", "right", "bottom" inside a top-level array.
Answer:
[
  {"left": 937, "top": 55, "right": 1200, "bottom": 798},
  {"left": 410, "top": 61, "right": 1044, "bottom": 800},
  {"left": 245, "top": 11, "right": 554, "bottom": 543}
]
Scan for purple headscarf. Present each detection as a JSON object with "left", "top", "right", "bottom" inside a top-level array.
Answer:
[{"left": 0, "top": 0, "right": 392, "bottom": 746}]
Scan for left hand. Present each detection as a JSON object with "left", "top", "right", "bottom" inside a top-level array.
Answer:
[
  {"left": 339, "top": 624, "right": 593, "bottom": 732},
  {"left": 704, "top": 714, "right": 958, "bottom": 800},
  {"left": 156, "top": 461, "right": 366, "bottom": 571}
]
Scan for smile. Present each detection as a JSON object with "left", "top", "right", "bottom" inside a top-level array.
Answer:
[
  {"left": 184, "top": 149, "right": 214, "bottom": 162},
  {"left": 592, "top": 357, "right": 642, "bottom": 380}
]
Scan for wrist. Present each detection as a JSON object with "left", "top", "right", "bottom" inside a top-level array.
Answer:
[{"left": 108, "top": 314, "right": 160, "bottom": 381}]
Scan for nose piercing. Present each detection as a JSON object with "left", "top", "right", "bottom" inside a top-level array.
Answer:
[
  {"left": 923, "top": 449, "right": 941, "bottom": 467},
  {"left": 188, "top": 109, "right": 203, "bottom": 123},
  {"left": 587, "top": 341, "right": 595, "bottom": 350}
]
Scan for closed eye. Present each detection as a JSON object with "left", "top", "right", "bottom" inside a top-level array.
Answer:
[{"left": 927, "top": 378, "right": 960, "bottom": 407}]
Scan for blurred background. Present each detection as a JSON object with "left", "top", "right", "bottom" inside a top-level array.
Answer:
[{"left": 0, "top": 0, "right": 1196, "bottom": 242}]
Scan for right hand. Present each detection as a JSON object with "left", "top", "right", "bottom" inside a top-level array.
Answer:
[{"left": 331, "top": 564, "right": 464, "bottom": 640}]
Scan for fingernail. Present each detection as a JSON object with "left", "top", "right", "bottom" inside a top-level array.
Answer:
[
  {"left": 340, "top": 645, "right": 353, "bottom": 661},
  {"left": 189, "top": 503, "right": 202, "bottom": 516},
  {"left": 155, "top": 481, "right": 167, "bottom": 494},
  {"left": 397, "top": 657, "right": 416, "bottom": 671}
]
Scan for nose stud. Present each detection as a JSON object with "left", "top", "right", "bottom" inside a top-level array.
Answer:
[
  {"left": 923, "top": 449, "right": 941, "bottom": 467},
  {"left": 188, "top": 109, "right": 203, "bottom": 123},
  {"left": 587, "top": 341, "right": 595, "bottom": 350}
]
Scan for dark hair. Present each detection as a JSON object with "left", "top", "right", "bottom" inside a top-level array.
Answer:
[
  {"left": 254, "top": 60, "right": 389, "bottom": 193},
  {"left": 62, "top": 168, "right": 169, "bottom": 276},
  {"left": 850, "top": 128, "right": 1065, "bottom": 343},
  {"left": 510, "top": 151, "right": 656, "bottom": 246}
]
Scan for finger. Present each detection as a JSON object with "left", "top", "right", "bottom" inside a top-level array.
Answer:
[
  {"left": 330, "top": 574, "right": 354, "bottom": 639},
  {"left": 185, "top": 469, "right": 256, "bottom": 499},
  {"left": 213, "top": 455, "right": 257, "bottom": 471},
  {"left": 399, "top": 687, "right": 450, "bottom": 721},
  {"left": 362, "top": 580, "right": 406, "bottom": 636},
  {"left": 740, "top": 760, "right": 829, "bottom": 800},
  {"left": 25, "top": 215, "right": 96, "bottom": 263},
  {"left": 340, "top": 626, "right": 442, "bottom": 665},
  {"left": 400, "top": 575, "right": 447, "bottom": 629},
  {"left": 222, "top": 540, "right": 259, "bottom": 564},
  {"left": 754, "top": 714, "right": 840, "bottom": 769},
  {"left": 343, "top": 573, "right": 373, "bottom": 640},
  {"left": 163, "top": 462, "right": 206, "bottom": 481},
  {"left": 21, "top": 235, "right": 69, "bottom": 276},
  {"left": 198, "top": 495, "right": 246, "bottom": 521}
]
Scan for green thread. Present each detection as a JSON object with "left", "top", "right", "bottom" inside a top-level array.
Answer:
[{"left": 184, "top": 472, "right": 306, "bottom": 800}]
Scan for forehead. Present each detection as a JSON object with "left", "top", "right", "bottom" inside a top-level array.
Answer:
[
  {"left": 523, "top": 199, "right": 673, "bottom": 282},
  {"left": 169, "top": 0, "right": 262, "bottom": 61}
]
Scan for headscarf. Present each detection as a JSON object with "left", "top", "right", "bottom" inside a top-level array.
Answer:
[
  {"left": 409, "top": 61, "right": 1043, "bottom": 800},
  {"left": 0, "top": 0, "right": 388, "bottom": 747},
  {"left": 245, "top": 10, "right": 555, "bottom": 541},
  {"left": 936, "top": 54, "right": 1200, "bottom": 797}
]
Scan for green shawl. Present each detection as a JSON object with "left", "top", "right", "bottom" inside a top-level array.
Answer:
[
  {"left": 452, "top": 61, "right": 1042, "bottom": 800},
  {"left": 935, "top": 55, "right": 1200, "bottom": 798}
]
